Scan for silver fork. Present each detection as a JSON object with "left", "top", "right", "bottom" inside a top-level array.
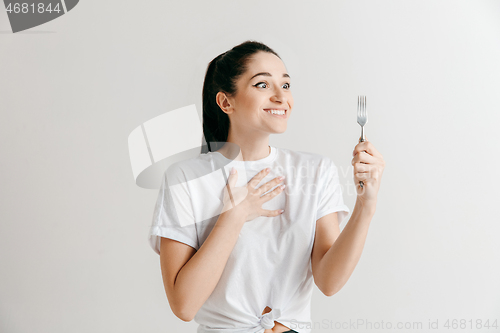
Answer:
[{"left": 357, "top": 95, "right": 368, "bottom": 189}]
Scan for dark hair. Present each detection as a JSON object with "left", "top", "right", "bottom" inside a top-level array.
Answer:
[{"left": 200, "top": 40, "right": 281, "bottom": 153}]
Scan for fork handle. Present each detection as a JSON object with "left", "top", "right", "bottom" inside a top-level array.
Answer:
[{"left": 358, "top": 133, "right": 365, "bottom": 189}]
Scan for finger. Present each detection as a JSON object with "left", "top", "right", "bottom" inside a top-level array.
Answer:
[
  {"left": 261, "top": 208, "right": 285, "bottom": 217},
  {"left": 353, "top": 140, "right": 383, "bottom": 159},
  {"left": 354, "top": 172, "right": 370, "bottom": 182},
  {"left": 353, "top": 162, "right": 371, "bottom": 173},
  {"left": 223, "top": 168, "right": 237, "bottom": 206},
  {"left": 248, "top": 167, "right": 270, "bottom": 189},
  {"left": 351, "top": 151, "right": 377, "bottom": 165},
  {"left": 226, "top": 167, "right": 238, "bottom": 188},
  {"left": 261, "top": 183, "right": 286, "bottom": 200},
  {"left": 258, "top": 175, "right": 285, "bottom": 195}
]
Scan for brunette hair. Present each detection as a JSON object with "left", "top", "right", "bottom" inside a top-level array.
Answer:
[{"left": 201, "top": 40, "right": 280, "bottom": 153}]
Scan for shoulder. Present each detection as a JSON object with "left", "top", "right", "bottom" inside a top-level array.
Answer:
[
  {"left": 163, "top": 153, "right": 214, "bottom": 186},
  {"left": 276, "top": 147, "right": 336, "bottom": 170},
  {"left": 276, "top": 146, "right": 324, "bottom": 161}
]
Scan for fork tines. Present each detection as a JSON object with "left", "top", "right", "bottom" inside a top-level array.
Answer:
[{"left": 357, "top": 95, "right": 367, "bottom": 127}]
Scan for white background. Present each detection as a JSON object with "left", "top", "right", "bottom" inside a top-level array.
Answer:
[{"left": 1, "top": 0, "right": 499, "bottom": 332}]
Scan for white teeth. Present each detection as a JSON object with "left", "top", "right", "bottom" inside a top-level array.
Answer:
[{"left": 266, "top": 109, "right": 286, "bottom": 115}]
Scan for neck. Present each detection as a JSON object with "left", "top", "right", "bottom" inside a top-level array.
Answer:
[{"left": 216, "top": 133, "right": 270, "bottom": 162}]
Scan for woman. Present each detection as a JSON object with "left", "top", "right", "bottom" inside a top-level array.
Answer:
[{"left": 149, "top": 40, "right": 386, "bottom": 333}]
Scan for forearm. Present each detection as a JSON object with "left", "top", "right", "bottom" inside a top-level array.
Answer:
[
  {"left": 317, "top": 200, "right": 376, "bottom": 296},
  {"left": 173, "top": 207, "right": 246, "bottom": 320}
]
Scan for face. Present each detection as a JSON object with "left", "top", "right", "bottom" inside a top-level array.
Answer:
[{"left": 217, "top": 51, "right": 294, "bottom": 137}]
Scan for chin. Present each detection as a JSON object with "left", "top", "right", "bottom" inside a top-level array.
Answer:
[{"left": 271, "top": 126, "right": 287, "bottom": 134}]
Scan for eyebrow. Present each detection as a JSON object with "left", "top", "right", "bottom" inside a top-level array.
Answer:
[{"left": 249, "top": 72, "right": 290, "bottom": 81}]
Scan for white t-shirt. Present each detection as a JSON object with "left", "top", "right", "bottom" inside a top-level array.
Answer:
[{"left": 149, "top": 146, "right": 350, "bottom": 333}]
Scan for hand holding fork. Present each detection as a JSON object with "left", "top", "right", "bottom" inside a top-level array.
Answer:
[
  {"left": 357, "top": 96, "right": 367, "bottom": 188},
  {"left": 352, "top": 95, "right": 386, "bottom": 206}
]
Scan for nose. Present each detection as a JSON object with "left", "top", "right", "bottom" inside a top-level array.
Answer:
[{"left": 270, "top": 88, "right": 287, "bottom": 104}]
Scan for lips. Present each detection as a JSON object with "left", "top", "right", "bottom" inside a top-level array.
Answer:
[
  {"left": 263, "top": 109, "right": 288, "bottom": 118},
  {"left": 263, "top": 109, "right": 288, "bottom": 114}
]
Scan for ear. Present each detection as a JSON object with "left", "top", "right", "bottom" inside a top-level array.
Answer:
[{"left": 216, "top": 91, "right": 234, "bottom": 115}]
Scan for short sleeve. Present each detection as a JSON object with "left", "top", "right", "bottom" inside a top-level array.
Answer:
[
  {"left": 148, "top": 164, "right": 199, "bottom": 255},
  {"left": 316, "top": 158, "right": 351, "bottom": 225}
]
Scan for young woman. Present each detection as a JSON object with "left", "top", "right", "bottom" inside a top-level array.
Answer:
[{"left": 149, "top": 41, "right": 386, "bottom": 333}]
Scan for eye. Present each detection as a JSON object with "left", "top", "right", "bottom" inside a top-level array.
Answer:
[
  {"left": 254, "top": 82, "right": 267, "bottom": 88},
  {"left": 254, "top": 82, "right": 291, "bottom": 89}
]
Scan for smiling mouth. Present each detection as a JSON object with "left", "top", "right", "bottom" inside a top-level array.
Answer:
[{"left": 263, "top": 109, "right": 288, "bottom": 117}]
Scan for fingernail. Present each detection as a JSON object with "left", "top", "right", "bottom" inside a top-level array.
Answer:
[
  {"left": 279, "top": 176, "right": 285, "bottom": 180},
  {"left": 280, "top": 209, "right": 285, "bottom": 214},
  {"left": 266, "top": 168, "right": 270, "bottom": 172},
  {"left": 231, "top": 167, "right": 236, "bottom": 174}
]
